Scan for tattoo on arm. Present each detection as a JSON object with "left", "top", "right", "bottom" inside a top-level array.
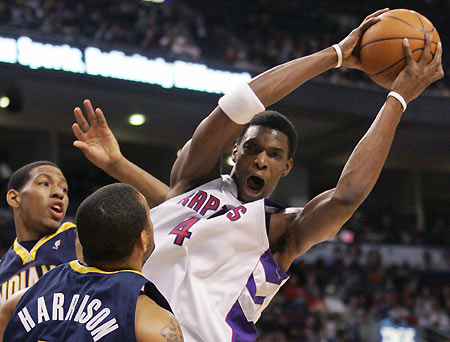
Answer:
[{"left": 160, "top": 317, "right": 184, "bottom": 342}]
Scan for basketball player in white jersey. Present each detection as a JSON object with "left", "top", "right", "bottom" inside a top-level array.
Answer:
[{"left": 72, "top": 9, "right": 443, "bottom": 342}]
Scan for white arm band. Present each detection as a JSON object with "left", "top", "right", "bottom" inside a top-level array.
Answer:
[
  {"left": 332, "top": 44, "right": 343, "bottom": 68},
  {"left": 387, "top": 91, "right": 407, "bottom": 112},
  {"left": 218, "top": 82, "right": 266, "bottom": 124}
]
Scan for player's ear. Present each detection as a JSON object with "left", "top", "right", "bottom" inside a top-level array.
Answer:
[
  {"left": 138, "top": 230, "right": 147, "bottom": 253},
  {"left": 281, "top": 158, "right": 293, "bottom": 177},
  {"left": 6, "top": 189, "right": 21, "bottom": 209}
]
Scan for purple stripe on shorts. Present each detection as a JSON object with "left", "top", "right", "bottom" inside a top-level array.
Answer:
[
  {"left": 226, "top": 301, "right": 258, "bottom": 342},
  {"left": 246, "top": 274, "right": 265, "bottom": 305},
  {"left": 260, "top": 249, "right": 289, "bottom": 285}
]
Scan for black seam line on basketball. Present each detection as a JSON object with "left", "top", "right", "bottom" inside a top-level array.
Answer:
[
  {"left": 383, "top": 15, "right": 435, "bottom": 33},
  {"left": 369, "top": 48, "right": 424, "bottom": 76},
  {"left": 360, "top": 37, "right": 439, "bottom": 49},
  {"left": 414, "top": 12, "right": 426, "bottom": 41}
]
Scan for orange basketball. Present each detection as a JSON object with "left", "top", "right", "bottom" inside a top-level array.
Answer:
[{"left": 360, "top": 9, "right": 440, "bottom": 89}]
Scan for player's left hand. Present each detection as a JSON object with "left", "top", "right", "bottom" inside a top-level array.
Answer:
[
  {"left": 338, "top": 8, "right": 390, "bottom": 70},
  {"left": 72, "top": 99, "right": 124, "bottom": 172}
]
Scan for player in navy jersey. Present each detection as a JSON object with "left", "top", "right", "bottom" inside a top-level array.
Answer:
[
  {"left": 0, "top": 183, "right": 183, "bottom": 342},
  {"left": 71, "top": 10, "right": 444, "bottom": 341},
  {"left": 0, "top": 161, "right": 79, "bottom": 305}
]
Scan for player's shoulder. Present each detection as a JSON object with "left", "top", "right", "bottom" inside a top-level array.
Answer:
[
  {"left": 57, "top": 221, "right": 76, "bottom": 232},
  {"left": 50, "top": 221, "right": 76, "bottom": 239},
  {"left": 135, "top": 293, "right": 183, "bottom": 342}
]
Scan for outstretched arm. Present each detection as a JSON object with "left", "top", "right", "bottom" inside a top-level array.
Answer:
[
  {"left": 72, "top": 100, "right": 169, "bottom": 208},
  {"left": 169, "top": 9, "right": 390, "bottom": 198},
  {"left": 274, "top": 37, "right": 444, "bottom": 271}
]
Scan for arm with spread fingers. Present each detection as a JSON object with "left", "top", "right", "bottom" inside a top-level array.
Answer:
[{"left": 72, "top": 100, "right": 169, "bottom": 208}]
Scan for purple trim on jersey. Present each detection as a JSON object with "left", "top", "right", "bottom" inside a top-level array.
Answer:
[
  {"left": 226, "top": 301, "right": 258, "bottom": 342},
  {"left": 246, "top": 274, "right": 265, "bottom": 305},
  {"left": 264, "top": 198, "right": 286, "bottom": 211},
  {"left": 260, "top": 249, "right": 289, "bottom": 285},
  {"left": 225, "top": 249, "right": 289, "bottom": 342}
]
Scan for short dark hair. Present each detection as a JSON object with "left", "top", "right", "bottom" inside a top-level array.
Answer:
[
  {"left": 7, "top": 161, "right": 59, "bottom": 192},
  {"left": 76, "top": 183, "right": 148, "bottom": 264},
  {"left": 236, "top": 111, "right": 297, "bottom": 158}
]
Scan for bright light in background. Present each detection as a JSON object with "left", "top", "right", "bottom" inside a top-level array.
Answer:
[
  {"left": 226, "top": 156, "right": 235, "bottom": 167},
  {"left": 0, "top": 96, "right": 10, "bottom": 108},
  {"left": 143, "top": 0, "right": 165, "bottom": 2},
  {"left": 128, "top": 113, "right": 146, "bottom": 126}
]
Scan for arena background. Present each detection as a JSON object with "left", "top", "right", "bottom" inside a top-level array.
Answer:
[{"left": 0, "top": 1, "right": 448, "bottom": 341}]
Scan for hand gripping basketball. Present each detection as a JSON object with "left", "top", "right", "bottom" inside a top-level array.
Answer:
[
  {"left": 390, "top": 36, "right": 444, "bottom": 104},
  {"left": 360, "top": 9, "right": 441, "bottom": 89},
  {"left": 337, "top": 8, "right": 390, "bottom": 70}
]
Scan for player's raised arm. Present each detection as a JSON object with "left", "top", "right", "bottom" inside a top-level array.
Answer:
[
  {"left": 135, "top": 294, "right": 184, "bottom": 342},
  {"left": 274, "top": 37, "right": 444, "bottom": 271},
  {"left": 169, "top": 9, "right": 389, "bottom": 197},
  {"left": 72, "top": 100, "right": 169, "bottom": 207}
]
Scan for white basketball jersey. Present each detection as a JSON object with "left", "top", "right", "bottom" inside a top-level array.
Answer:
[{"left": 143, "top": 175, "right": 289, "bottom": 342}]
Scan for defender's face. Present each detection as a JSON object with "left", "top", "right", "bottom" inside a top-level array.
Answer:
[
  {"left": 18, "top": 165, "right": 69, "bottom": 235},
  {"left": 232, "top": 126, "right": 293, "bottom": 203}
]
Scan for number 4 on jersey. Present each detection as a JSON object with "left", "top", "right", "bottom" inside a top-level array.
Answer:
[{"left": 169, "top": 217, "right": 200, "bottom": 246}]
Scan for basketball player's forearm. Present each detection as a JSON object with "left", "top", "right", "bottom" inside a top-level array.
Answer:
[
  {"left": 249, "top": 47, "right": 338, "bottom": 107},
  {"left": 334, "top": 97, "right": 403, "bottom": 205},
  {"left": 104, "top": 157, "right": 169, "bottom": 207}
]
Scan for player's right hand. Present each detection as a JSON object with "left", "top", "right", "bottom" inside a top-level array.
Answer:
[
  {"left": 390, "top": 35, "right": 444, "bottom": 104},
  {"left": 339, "top": 8, "right": 390, "bottom": 70},
  {"left": 72, "top": 99, "right": 124, "bottom": 172}
]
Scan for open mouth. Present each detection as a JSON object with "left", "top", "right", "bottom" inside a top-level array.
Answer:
[
  {"left": 50, "top": 204, "right": 63, "bottom": 219},
  {"left": 246, "top": 175, "right": 265, "bottom": 194}
]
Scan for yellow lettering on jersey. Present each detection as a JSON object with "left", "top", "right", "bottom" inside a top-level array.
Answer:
[
  {"left": 28, "top": 266, "right": 39, "bottom": 287},
  {"left": 7, "top": 275, "right": 19, "bottom": 299},
  {"left": 0, "top": 282, "right": 7, "bottom": 305},
  {"left": 41, "top": 265, "right": 48, "bottom": 274}
]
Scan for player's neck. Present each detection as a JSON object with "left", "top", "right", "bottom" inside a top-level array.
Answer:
[
  {"left": 15, "top": 218, "right": 46, "bottom": 242},
  {"left": 87, "top": 259, "right": 142, "bottom": 273}
]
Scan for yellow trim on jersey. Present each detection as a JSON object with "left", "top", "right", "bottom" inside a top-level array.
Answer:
[
  {"left": 13, "top": 222, "right": 76, "bottom": 265},
  {"left": 69, "top": 260, "right": 144, "bottom": 277},
  {"left": 13, "top": 240, "right": 29, "bottom": 265}
]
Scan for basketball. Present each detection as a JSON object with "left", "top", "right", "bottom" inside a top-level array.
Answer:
[{"left": 360, "top": 9, "right": 440, "bottom": 89}]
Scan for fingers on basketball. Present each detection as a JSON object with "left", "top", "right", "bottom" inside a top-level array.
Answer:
[{"left": 359, "top": 9, "right": 441, "bottom": 89}]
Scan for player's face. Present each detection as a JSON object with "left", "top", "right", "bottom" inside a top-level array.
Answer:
[
  {"left": 232, "top": 126, "right": 293, "bottom": 203},
  {"left": 18, "top": 165, "right": 69, "bottom": 235}
]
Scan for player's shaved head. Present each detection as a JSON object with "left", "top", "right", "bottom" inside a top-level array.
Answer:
[{"left": 76, "top": 183, "right": 149, "bottom": 264}]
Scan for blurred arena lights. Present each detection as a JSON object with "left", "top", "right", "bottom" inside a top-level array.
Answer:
[
  {"left": 142, "top": 0, "right": 166, "bottom": 3},
  {"left": 0, "top": 35, "right": 251, "bottom": 94},
  {"left": 0, "top": 96, "right": 10, "bottom": 109},
  {"left": 128, "top": 113, "right": 146, "bottom": 126}
]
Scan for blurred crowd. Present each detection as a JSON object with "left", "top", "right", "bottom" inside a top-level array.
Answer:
[
  {"left": 257, "top": 248, "right": 450, "bottom": 341},
  {"left": 0, "top": 0, "right": 449, "bottom": 94}
]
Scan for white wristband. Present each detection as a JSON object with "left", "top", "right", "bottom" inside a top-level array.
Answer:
[
  {"left": 387, "top": 91, "right": 407, "bottom": 112},
  {"left": 218, "top": 82, "right": 265, "bottom": 124},
  {"left": 332, "top": 44, "right": 342, "bottom": 68}
]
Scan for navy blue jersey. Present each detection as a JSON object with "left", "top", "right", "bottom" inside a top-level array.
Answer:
[
  {"left": 0, "top": 222, "right": 77, "bottom": 305},
  {"left": 4, "top": 260, "right": 149, "bottom": 342}
]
